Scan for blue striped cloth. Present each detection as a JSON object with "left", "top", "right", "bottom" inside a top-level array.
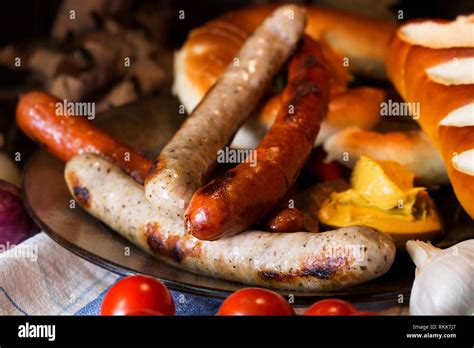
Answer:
[
  {"left": 0, "top": 233, "right": 222, "bottom": 315},
  {"left": 74, "top": 284, "right": 223, "bottom": 316}
]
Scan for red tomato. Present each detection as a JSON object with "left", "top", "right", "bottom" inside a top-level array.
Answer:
[
  {"left": 353, "top": 311, "right": 379, "bottom": 316},
  {"left": 127, "top": 310, "right": 165, "bottom": 316},
  {"left": 217, "top": 288, "right": 295, "bottom": 316},
  {"left": 101, "top": 275, "right": 175, "bottom": 316},
  {"left": 304, "top": 299, "right": 357, "bottom": 316}
]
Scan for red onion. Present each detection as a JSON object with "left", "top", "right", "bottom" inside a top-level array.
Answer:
[{"left": 0, "top": 179, "right": 39, "bottom": 248}]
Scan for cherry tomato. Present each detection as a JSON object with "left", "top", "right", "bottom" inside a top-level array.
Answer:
[
  {"left": 127, "top": 310, "right": 165, "bottom": 316},
  {"left": 353, "top": 311, "right": 379, "bottom": 316},
  {"left": 304, "top": 299, "right": 357, "bottom": 316},
  {"left": 217, "top": 288, "right": 295, "bottom": 316},
  {"left": 101, "top": 275, "right": 175, "bottom": 316}
]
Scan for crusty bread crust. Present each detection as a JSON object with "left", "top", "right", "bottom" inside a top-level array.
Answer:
[
  {"left": 323, "top": 127, "right": 448, "bottom": 184},
  {"left": 386, "top": 19, "right": 474, "bottom": 217},
  {"left": 174, "top": 4, "right": 396, "bottom": 113}
]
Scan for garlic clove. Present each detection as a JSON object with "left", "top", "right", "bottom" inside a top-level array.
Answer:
[
  {"left": 406, "top": 240, "right": 440, "bottom": 267},
  {"left": 407, "top": 239, "right": 474, "bottom": 315}
]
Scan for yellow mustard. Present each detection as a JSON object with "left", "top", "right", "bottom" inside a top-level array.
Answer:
[{"left": 319, "top": 156, "right": 442, "bottom": 246}]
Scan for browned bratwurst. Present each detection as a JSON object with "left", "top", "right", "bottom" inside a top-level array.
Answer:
[
  {"left": 185, "top": 36, "right": 330, "bottom": 240},
  {"left": 262, "top": 207, "right": 305, "bottom": 232},
  {"left": 145, "top": 5, "right": 307, "bottom": 219},
  {"left": 65, "top": 153, "right": 396, "bottom": 291},
  {"left": 16, "top": 91, "right": 152, "bottom": 183}
]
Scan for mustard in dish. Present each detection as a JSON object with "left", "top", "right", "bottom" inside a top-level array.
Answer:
[{"left": 319, "top": 156, "right": 442, "bottom": 246}]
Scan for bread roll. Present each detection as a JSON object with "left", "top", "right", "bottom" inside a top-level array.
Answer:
[
  {"left": 260, "top": 87, "right": 385, "bottom": 146},
  {"left": 174, "top": 4, "right": 396, "bottom": 113},
  {"left": 386, "top": 16, "right": 474, "bottom": 217},
  {"left": 323, "top": 127, "right": 448, "bottom": 184}
]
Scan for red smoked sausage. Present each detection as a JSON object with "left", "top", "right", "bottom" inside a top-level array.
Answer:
[
  {"left": 185, "top": 36, "right": 330, "bottom": 240},
  {"left": 16, "top": 91, "right": 152, "bottom": 183}
]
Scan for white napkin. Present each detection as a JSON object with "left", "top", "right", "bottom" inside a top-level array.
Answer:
[{"left": 0, "top": 232, "right": 119, "bottom": 315}]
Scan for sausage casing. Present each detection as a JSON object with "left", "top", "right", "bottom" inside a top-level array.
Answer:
[
  {"left": 16, "top": 91, "right": 152, "bottom": 183},
  {"left": 66, "top": 154, "right": 396, "bottom": 291},
  {"left": 186, "top": 36, "right": 330, "bottom": 240},
  {"left": 145, "top": 5, "right": 307, "bottom": 218}
]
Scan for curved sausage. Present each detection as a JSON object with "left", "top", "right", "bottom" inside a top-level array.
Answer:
[
  {"left": 145, "top": 5, "right": 307, "bottom": 218},
  {"left": 259, "top": 87, "right": 385, "bottom": 147},
  {"left": 262, "top": 207, "right": 305, "bottom": 232},
  {"left": 260, "top": 185, "right": 306, "bottom": 233},
  {"left": 65, "top": 153, "right": 396, "bottom": 291},
  {"left": 16, "top": 91, "right": 152, "bottom": 183},
  {"left": 185, "top": 35, "right": 330, "bottom": 240}
]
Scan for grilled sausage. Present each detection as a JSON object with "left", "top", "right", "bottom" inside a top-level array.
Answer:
[
  {"left": 145, "top": 5, "right": 307, "bottom": 218},
  {"left": 260, "top": 186, "right": 306, "bottom": 233},
  {"left": 65, "top": 153, "right": 396, "bottom": 291},
  {"left": 16, "top": 91, "right": 152, "bottom": 183},
  {"left": 262, "top": 207, "right": 305, "bottom": 232},
  {"left": 185, "top": 35, "right": 330, "bottom": 240},
  {"left": 259, "top": 87, "right": 385, "bottom": 147}
]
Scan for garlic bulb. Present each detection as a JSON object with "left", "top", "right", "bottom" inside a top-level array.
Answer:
[{"left": 406, "top": 239, "right": 474, "bottom": 315}]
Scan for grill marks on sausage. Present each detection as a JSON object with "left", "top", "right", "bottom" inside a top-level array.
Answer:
[
  {"left": 260, "top": 267, "right": 333, "bottom": 281},
  {"left": 260, "top": 265, "right": 335, "bottom": 281},
  {"left": 287, "top": 55, "right": 321, "bottom": 109},
  {"left": 67, "top": 172, "right": 91, "bottom": 208},
  {"left": 287, "top": 77, "right": 321, "bottom": 113},
  {"left": 259, "top": 253, "right": 352, "bottom": 282},
  {"left": 145, "top": 222, "right": 183, "bottom": 262},
  {"left": 298, "top": 55, "right": 319, "bottom": 69},
  {"left": 145, "top": 158, "right": 167, "bottom": 184},
  {"left": 144, "top": 222, "right": 201, "bottom": 263},
  {"left": 73, "top": 186, "right": 90, "bottom": 208},
  {"left": 199, "top": 171, "right": 236, "bottom": 197},
  {"left": 293, "top": 79, "right": 321, "bottom": 100}
]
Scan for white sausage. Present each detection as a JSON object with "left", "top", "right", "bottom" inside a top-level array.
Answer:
[
  {"left": 145, "top": 5, "right": 307, "bottom": 218},
  {"left": 66, "top": 154, "right": 396, "bottom": 291}
]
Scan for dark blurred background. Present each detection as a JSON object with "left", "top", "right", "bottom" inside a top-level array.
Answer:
[
  {"left": 1, "top": 0, "right": 473, "bottom": 48},
  {"left": 0, "top": 0, "right": 472, "bottom": 166}
]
